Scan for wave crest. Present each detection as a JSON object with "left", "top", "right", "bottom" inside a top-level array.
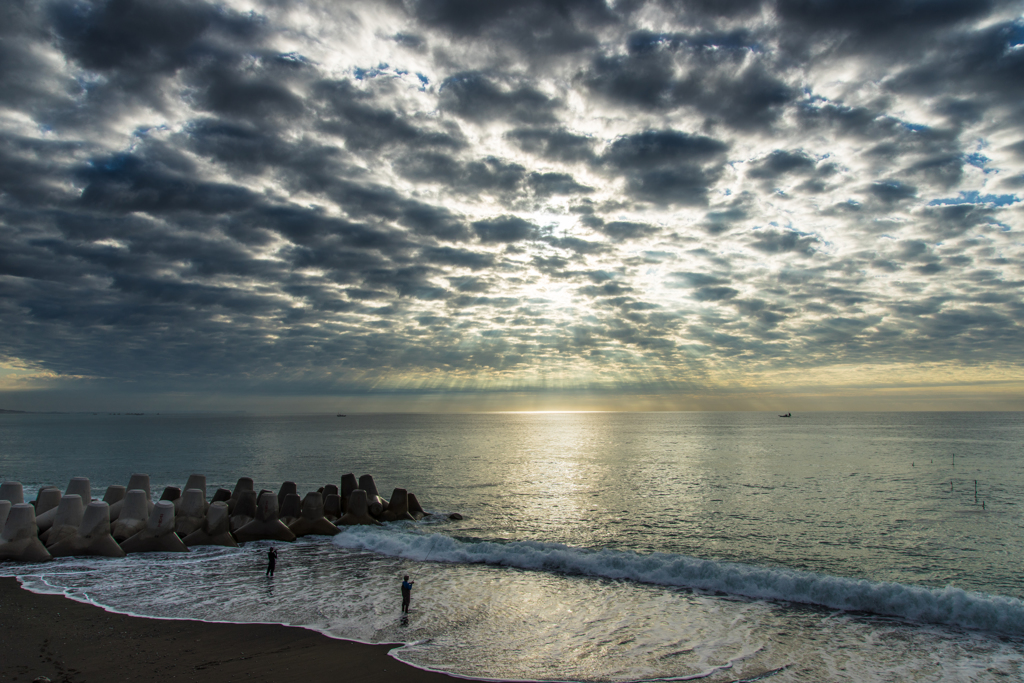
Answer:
[{"left": 333, "top": 528, "right": 1024, "bottom": 635}]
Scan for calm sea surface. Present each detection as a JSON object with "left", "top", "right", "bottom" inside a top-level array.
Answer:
[{"left": 1, "top": 411, "right": 1023, "bottom": 681}]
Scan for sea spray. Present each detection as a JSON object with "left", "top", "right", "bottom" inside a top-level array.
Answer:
[{"left": 333, "top": 527, "right": 1024, "bottom": 635}]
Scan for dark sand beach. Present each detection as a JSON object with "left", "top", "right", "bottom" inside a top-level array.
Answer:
[{"left": 0, "top": 577, "right": 462, "bottom": 683}]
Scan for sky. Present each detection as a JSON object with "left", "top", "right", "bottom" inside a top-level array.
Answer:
[{"left": 1, "top": 0, "right": 1023, "bottom": 413}]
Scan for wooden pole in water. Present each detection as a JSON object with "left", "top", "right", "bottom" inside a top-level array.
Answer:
[{"left": 975, "top": 480, "right": 978, "bottom": 503}]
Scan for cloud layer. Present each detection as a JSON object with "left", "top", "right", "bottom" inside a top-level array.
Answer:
[{"left": 1, "top": 0, "right": 1023, "bottom": 409}]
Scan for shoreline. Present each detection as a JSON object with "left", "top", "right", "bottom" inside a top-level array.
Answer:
[{"left": 0, "top": 576, "right": 466, "bottom": 683}]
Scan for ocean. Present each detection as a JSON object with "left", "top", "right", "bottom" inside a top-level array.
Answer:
[{"left": 1, "top": 411, "right": 1023, "bottom": 681}]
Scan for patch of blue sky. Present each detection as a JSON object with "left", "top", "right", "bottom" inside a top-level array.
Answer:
[
  {"left": 1005, "top": 22, "right": 1024, "bottom": 48},
  {"left": 353, "top": 63, "right": 392, "bottom": 80},
  {"left": 984, "top": 218, "right": 1013, "bottom": 232},
  {"left": 928, "top": 191, "right": 1019, "bottom": 207},
  {"left": 131, "top": 125, "right": 168, "bottom": 138},
  {"left": 964, "top": 152, "right": 990, "bottom": 169}
]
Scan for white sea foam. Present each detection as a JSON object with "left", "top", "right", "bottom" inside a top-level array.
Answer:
[{"left": 334, "top": 527, "right": 1024, "bottom": 635}]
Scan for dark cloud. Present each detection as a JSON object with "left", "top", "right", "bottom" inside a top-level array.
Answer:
[
  {"left": 693, "top": 286, "right": 739, "bottom": 301},
  {"left": 748, "top": 229, "right": 819, "bottom": 255},
  {"left": 506, "top": 128, "right": 597, "bottom": 163},
  {"left": 76, "top": 153, "right": 258, "bottom": 215},
  {"left": 868, "top": 179, "right": 917, "bottom": 203},
  {"left": 421, "top": 246, "right": 497, "bottom": 270},
  {"left": 625, "top": 166, "right": 723, "bottom": 205},
  {"left": 670, "top": 272, "right": 731, "bottom": 288},
  {"left": 747, "top": 150, "right": 816, "bottom": 179},
  {"left": 398, "top": 153, "right": 526, "bottom": 194},
  {"left": 407, "top": 0, "right": 611, "bottom": 55},
  {"left": 196, "top": 62, "right": 304, "bottom": 121},
  {"left": 393, "top": 32, "right": 427, "bottom": 51},
  {"left": 592, "top": 220, "right": 661, "bottom": 241},
  {"left": 602, "top": 130, "right": 727, "bottom": 168},
  {"left": 582, "top": 31, "right": 796, "bottom": 128},
  {"left": 775, "top": 0, "right": 994, "bottom": 39},
  {"left": 473, "top": 215, "right": 538, "bottom": 243},
  {"left": 314, "top": 79, "right": 466, "bottom": 151},
  {"left": 599, "top": 130, "right": 727, "bottom": 205},
  {"left": 528, "top": 172, "right": 593, "bottom": 196},
  {"left": 905, "top": 154, "right": 963, "bottom": 188},
  {"left": 439, "top": 72, "right": 559, "bottom": 123},
  {"left": 700, "top": 194, "right": 754, "bottom": 234},
  {"left": 50, "top": 0, "right": 262, "bottom": 74}
]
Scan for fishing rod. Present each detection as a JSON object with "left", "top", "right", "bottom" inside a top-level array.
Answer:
[{"left": 423, "top": 534, "right": 439, "bottom": 562}]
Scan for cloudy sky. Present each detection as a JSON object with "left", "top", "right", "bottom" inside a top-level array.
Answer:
[{"left": 1, "top": 0, "right": 1023, "bottom": 412}]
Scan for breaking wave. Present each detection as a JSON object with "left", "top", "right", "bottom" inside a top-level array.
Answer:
[{"left": 334, "top": 527, "right": 1024, "bottom": 635}]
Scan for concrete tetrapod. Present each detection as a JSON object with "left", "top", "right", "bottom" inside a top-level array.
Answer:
[
  {"left": 323, "top": 484, "right": 339, "bottom": 499},
  {"left": 277, "top": 481, "right": 297, "bottom": 509},
  {"left": 228, "top": 477, "right": 254, "bottom": 514},
  {"left": 0, "top": 482, "right": 24, "bottom": 505},
  {"left": 183, "top": 474, "right": 207, "bottom": 499},
  {"left": 34, "top": 488, "right": 63, "bottom": 523},
  {"left": 160, "top": 486, "right": 181, "bottom": 503},
  {"left": 407, "top": 493, "right": 427, "bottom": 521},
  {"left": 288, "top": 492, "right": 340, "bottom": 537},
  {"left": 0, "top": 504, "right": 51, "bottom": 562},
  {"left": 111, "top": 490, "right": 151, "bottom": 542},
  {"left": 121, "top": 500, "right": 188, "bottom": 553},
  {"left": 381, "top": 488, "right": 416, "bottom": 522},
  {"left": 229, "top": 490, "right": 257, "bottom": 532},
  {"left": 211, "top": 488, "right": 231, "bottom": 505},
  {"left": 323, "top": 493, "right": 343, "bottom": 522},
  {"left": 43, "top": 495, "right": 85, "bottom": 547},
  {"left": 49, "top": 502, "right": 125, "bottom": 558},
  {"left": 127, "top": 473, "right": 152, "bottom": 499},
  {"left": 337, "top": 489, "right": 380, "bottom": 526},
  {"left": 280, "top": 493, "right": 301, "bottom": 526},
  {"left": 66, "top": 477, "right": 92, "bottom": 502},
  {"left": 35, "top": 498, "right": 62, "bottom": 533},
  {"left": 110, "top": 474, "right": 152, "bottom": 520},
  {"left": 357, "top": 475, "right": 386, "bottom": 516},
  {"left": 175, "top": 488, "right": 206, "bottom": 536},
  {"left": 160, "top": 486, "right": 181, "bottom": 513},
  {"left": 340, "top": 473, "right": 358, "bottom": 511},
  {"left": 102, "top": 485, "right": 126, "bottom": 506},
  {"left": 234, "top": 494, "right": 296, "bottom": 543},
  {"left": 182, "top": 501, "right": 237, "bottom": 547},
  {"left": 0, "top": 500, "right": 9, "bottom": 534}
]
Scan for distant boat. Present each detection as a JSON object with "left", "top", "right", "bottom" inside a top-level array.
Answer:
[
  {"left": 779, "top": 412, "right": 792, "bottom": 417},
  {"left": 336, "top": 414, "right": 347, "bottom": 417}
]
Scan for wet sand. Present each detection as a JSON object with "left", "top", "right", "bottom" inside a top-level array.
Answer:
[{"left": 0, "top": 577, "right": 463, "bottom": 683}]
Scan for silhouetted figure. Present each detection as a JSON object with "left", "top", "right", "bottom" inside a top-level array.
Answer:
[
  {"left": 401, "top": 575, "right": 414, "bottom": 613},
  {"left": 266, "top": 547, "right": 278, "bottom": 577}
]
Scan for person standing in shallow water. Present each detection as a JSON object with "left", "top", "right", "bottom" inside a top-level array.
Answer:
[
  {"left": 401, "top": 575, "right": 414, "bottom": 613},
  {"left": 266, "top": 547, "right": 278, "bottom": 577}
]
